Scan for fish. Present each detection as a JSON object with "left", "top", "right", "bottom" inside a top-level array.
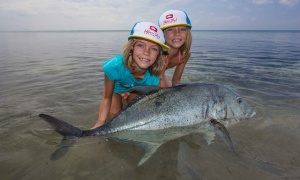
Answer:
[{"left": 39, "top": 83, "right": 256, "bottom": 166}]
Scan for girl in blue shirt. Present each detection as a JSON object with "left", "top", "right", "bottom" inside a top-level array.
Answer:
[{"left": 92, "top": 22, "right": 170, "bottom": 128}]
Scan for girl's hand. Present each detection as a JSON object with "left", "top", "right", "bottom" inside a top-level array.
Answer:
[{"left": 90, "top": 120, "right": 105, "bottom": 129}]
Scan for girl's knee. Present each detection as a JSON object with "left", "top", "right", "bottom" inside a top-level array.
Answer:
[
  {"left": 108, "top": 111, "right": 118, "bottom": 120},
  {"left": 127, "top": 91, "right": 140, "bottom": 102},
  {"left": 109, "top": 105, "right": 122, "bottom": 117}
]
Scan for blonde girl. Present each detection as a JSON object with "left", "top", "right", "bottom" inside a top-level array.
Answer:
[
  {"left": 92, "top": 22, "right": 169, "bottom": 128},
  {"left": 158, "top": 10, "right": 192, "bottom": 86}
]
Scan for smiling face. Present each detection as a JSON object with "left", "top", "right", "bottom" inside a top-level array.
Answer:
[
  {"left": 132, "top": 39, "right": 160, "bottom": 71},
  {"left": 164, "top": 26, "right": 188, "bottom": 49}
]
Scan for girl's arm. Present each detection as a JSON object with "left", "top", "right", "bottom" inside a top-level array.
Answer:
[
  {"left": 158, "top": 71, "right": 172, "bottom": 87},
  {"left": 171, "top": 53, "right": 190, "bottom": 85},
  {"left": 91, "top": 75, "right": 114, "bottom": 129}
]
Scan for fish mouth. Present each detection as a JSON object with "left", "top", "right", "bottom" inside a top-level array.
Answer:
[
  {"left": 232, "top": 110, "right": 256, "bottom": 122},
  {"left": 244, "top": 110, "right": 256, "bottom": 120},
  {"left": 250, "top": 111, "right": 256, "bottom": 118}
]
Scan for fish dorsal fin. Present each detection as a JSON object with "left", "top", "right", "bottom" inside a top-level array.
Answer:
[
  {"left": 125, "top": 84, "right": 188, "bottom": 110},
  {"left": 130, "top": 86, "right": 161, "bottom": 95},
  {"left": 124, "top": 86, "right": 162, "bottom": 109},
  {"left": 172, "top": 83, "right": 187, "bottom": 87},
  {"left": 130, "top": 83, "right": 187, "bottom": 96}
]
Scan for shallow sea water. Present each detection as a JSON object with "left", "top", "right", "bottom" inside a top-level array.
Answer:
[{"left": 0, "top": 30, "right": 299, "bottom": 179}]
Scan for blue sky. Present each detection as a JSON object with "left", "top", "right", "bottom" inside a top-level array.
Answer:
[{"left": 0, "top": 0, "right": 299, "bottom": 31}]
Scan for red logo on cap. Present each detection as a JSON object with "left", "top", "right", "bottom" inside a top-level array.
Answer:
[
  {"left": 150, "top": 26, "right": 157, "bottom": 32},
  {"left": 166, "top": 14, "right": 173, "bottom": 19},
  {"left": 144, "top": 26, "right": 160, "bottom": 40}
]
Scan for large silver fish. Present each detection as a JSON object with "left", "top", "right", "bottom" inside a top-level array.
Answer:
[{"left": 39, "top": 83, "right": 256, "bottom": 165}]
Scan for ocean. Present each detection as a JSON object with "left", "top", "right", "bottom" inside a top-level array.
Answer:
[{"left": 0, "top": 30, "right": 299, "bottom": 179}]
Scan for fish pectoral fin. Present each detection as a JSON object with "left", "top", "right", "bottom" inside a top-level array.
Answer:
[
  {"left": 204, "top": 131, "right": 216, "bottom": 145},
  {"left": 210, "top": 119, "right": 236, "bottom": 153},
  {"left": 137, "top": 142, "right": 163, "bottom": 166}
]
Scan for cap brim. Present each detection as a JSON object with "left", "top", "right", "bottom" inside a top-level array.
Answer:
[
  {"left": 160, "top": 23, "right": 191, "bottom": 30},
  {"left": 129, "top": 35, "right": 170, "bottom": 51}
]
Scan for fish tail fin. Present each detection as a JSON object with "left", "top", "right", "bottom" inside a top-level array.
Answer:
[
  {"left": 50, "top": 136, "right": 78, "bottom": 160},
  {"left": 39, "top": 113, "right": 83, "bottom": 137}
]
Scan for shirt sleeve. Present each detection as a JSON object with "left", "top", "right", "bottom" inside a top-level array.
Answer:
[
  {"left": 103, "top": 55, "right": 123, "bottom": 81},
  {"left": 150, "top": 76, "right": 160, "bottom": 86},
  {"left": 144, "top": 72, "right": 160, "bottom": 86}
]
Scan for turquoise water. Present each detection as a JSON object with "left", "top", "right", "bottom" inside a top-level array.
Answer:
[{"left": 0, "top": 30, "right": 299, "bottom": 179}]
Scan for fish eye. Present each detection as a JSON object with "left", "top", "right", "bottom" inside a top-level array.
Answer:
[{"left": 236, "top": 97, "right": 242, "bottom": 104}]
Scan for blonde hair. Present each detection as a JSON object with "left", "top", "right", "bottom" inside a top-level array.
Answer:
[
  {"left": 123, "top": 38, "right": 166, "bottom": 76},
  {"left": 180, "top": 28, "right": 192, "bottom": 60}
]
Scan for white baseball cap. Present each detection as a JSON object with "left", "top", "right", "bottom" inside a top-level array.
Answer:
[
  {"left": 158, "top": 10, "right": 192, "bottom": 30},
  {"left": 128, "top": 22, "right": 170, "bottom": 51}
]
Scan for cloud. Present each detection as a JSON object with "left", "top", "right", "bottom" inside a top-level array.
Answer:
[
  {"left": 251, "top": 17, "right": 257, "bottom": 21},
  {"left": 228, "top": 4, "right": 235, "bottom": 9},
  {"left": 0, "top": 0, "right": 176, "bottom": 30},
  {"left": 251, "top": 0, "right": 299, "bottom": 6},
  {"left": 279, "top": 0, "right": 299, "bottom": 6},
  {"left": 252, "top": 0, "right": 274, "bottom": 5},
  {"left": 0, "top": 0, "right": 299, "bottom": 30},
  {"left": 211, "top": 15, "right": 242, "bottom": 27}
]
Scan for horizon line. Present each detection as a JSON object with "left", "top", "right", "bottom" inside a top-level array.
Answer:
[{"left": 1, "top": 29, "right": 300, "bottom": 32}]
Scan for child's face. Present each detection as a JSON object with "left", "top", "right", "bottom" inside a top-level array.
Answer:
[
  {"left": 164, "top": 26, "right": 187, "bottom": 49},
  {"left": 132, "top": 39, "right": 160, "bottom": 70}
]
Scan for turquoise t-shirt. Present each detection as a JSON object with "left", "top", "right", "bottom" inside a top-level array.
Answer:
[{"left": 103, "top": 54, "right": 160, "bottom": 93}]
